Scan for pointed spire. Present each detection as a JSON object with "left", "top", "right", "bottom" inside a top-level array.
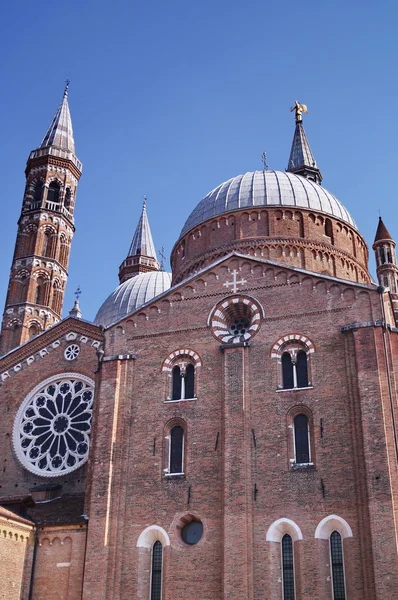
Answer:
[
  {"left": 287, "top": 102, "right": 322, "bottom": 184},
  {"left": 40, "top": 81, "right": 75, "bottom": 154},
  {"left": 127, "top": 196, "right": 157, "bottom": 259},
  {"left": 374, "top": 216, "right": 393, "bottom": 243},
  {"left": 119, "top": 198, "right": 160, "bottom": 283}
]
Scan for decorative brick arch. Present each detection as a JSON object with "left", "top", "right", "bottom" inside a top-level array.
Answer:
[
  {"left": 162, "top": 349, "right": 202, "bottom": 373},
  {"left": 266, "top": 518, "right": 303, "bottom": 542},
  {"left": 136, "top": 525, "right": 170, "bottom": 548},
  {"left": 271, "top": 334, "right": 315, "bottom": 358},
  {"left": 315, "top": 514, "right": 353, "bottom": 540}
]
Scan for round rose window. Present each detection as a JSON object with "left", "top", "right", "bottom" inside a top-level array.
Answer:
[{"left": 13, "top": 374, "right": 94, "bottom": 477}]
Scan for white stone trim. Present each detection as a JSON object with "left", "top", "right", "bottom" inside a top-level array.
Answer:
[
  {"left": 136, "top": 525, "right": 170, "bottom": 548},
  {"left": 266, "top": 518, "right": 303, "bottom": 543},
  {"left": 315, "top": 515, "right": 353, "bottom": 540}
]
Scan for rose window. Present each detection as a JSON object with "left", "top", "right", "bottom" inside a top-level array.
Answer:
[
  {"left": 64, "top": 344, "right": 80, "bottom": 361},
  {"left": 13, "top": 374, "right": 94, "bottom": 477},
  {"left": 209, "top": 295, "right": 263, "bottom": 344}
]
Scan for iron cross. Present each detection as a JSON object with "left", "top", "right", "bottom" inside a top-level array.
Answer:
[{"left": 223, "top": 270, "right": 247, "bottom": 293}]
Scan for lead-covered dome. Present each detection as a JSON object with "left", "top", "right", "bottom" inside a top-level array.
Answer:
[
  {"left": 94, "top": 271, "right": 172, "bottom": 327},
  {"left": 180, "top": 170, "right": 356, "bottom": 236}
]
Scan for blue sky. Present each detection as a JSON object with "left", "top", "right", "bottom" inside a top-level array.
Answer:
[{"left": 1, "top": 0, "right": 397, "bottom": 321}]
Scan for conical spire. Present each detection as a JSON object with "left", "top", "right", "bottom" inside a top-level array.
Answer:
[
  {"left": 119, "top": 198, "right": 160, "bottom": 283},
  {"left": 287, "top": 101, "right": 322, "bottom": 184},
  {"left": 374, "top": 216, "right": 393, "bottom": 243},
  {"left": 127, "top": 197, "right": 157, "bottom": 259},
  {"left": 40, "top": 82, "right": 75, "bottom": 154}
]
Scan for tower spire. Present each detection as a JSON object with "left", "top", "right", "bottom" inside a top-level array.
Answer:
[
  {"left": 40, "top": 81, "right": 75, "bottom": 155},
  {"left": 0, "top": 85, "right": 82, "bottom": 355},
  {"left": 287, "top": 101, "right": 322, "bottom": 184},
  {"left": 118, "top": 197, "right": 160, "bottom": 283},
  {"left": 373, "top": 216, "right": 398, "bottom": 324}
]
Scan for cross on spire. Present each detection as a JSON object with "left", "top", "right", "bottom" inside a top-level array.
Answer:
[
  {"left": 75, "top": 286, "right": 81, "bottom": 301},
  {"left": 159, "top": 246, "right": 166, "bottom": 271}
]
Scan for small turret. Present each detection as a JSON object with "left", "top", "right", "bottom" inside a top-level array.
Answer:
[
  {"left": 118, "top": 197, "right": 160, "bottom": 283},
  {"left": 373, "top": 217, "right": 398, "bottom": 321}
]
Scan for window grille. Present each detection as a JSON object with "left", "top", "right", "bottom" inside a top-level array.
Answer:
[
  {"left": 282, "top": 534, "right": 295, "bottom": 600},
  {"left": 172, "top": 366, "right": 182, "bottom": 400},
  {"left": 282, "top": 353, "right": 294, "bottom": 389},
  {"left": 185, "top": 364, "right": 195, "bottom": 398},
  {"left": 330, "top": 531, "right": 346, "bottom": 600},
  {"left": 150, "top": 541, "right": 162, "bottom": 600}
]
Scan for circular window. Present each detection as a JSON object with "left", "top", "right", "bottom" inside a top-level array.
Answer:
[
  {"left": 64, "top": 344, "right": 80, "bottom": 361},
  {"left": 209, "top": 295, "right": 263, "bottom": 344},
  {"left": 13, "top": 374, "right": 94, "bottom": 477},
  {"left": 181, "top": 520, "right": 203, "bottom": 545},
  {"left": 229, "top": 317, "right": 250, "bottom": 336}
]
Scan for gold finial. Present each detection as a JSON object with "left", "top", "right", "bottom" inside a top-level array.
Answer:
[{"left": 290, "top": 100, "right": 308, "bottom": 122}]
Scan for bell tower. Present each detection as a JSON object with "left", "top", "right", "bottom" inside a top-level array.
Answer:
[
  {"left": 373, "top": 216, "right": 398, "bottom": 322},
  {"left": 0, "top": 83, "right": 82, "bottom": 355}
]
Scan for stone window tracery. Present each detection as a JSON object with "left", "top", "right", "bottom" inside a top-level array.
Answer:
[{"left": 13, "top": 374, "right": 94, "bottom": 477}]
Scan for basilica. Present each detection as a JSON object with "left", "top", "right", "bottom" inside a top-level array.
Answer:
[{"left": 0, "top": 88, "right": 398, "bottom": 600}]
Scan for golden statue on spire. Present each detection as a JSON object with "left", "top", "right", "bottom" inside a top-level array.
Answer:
[{"left": 290, "top": 100, "right": 308, "bottom": 122}]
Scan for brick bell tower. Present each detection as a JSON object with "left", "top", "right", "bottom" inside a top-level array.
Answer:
[{"left": 0, "top": 83, "right": 82, "bottom": 355}]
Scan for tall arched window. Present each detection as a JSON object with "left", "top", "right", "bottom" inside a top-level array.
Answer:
[
  {"left": 282, "top": 534, "right": 295, "bottom": 600},
  {"left": 185, "top": 364, "right": 195, "bottom": 398},
  {"left": 35, "top": 277, "right": 45, "bottom": 305},
  {"left": 170, "top": 426, "right": 184, "bottom": 474},
  {"left": 330, "top": 531, "right": 346, "bottom": 600},
  {"left": 294, "top": 414, "right": 310, "bottom": 464},
  {"left": 172, "top": 366, "right": 181, "bottom": 400},
  {"left": 33, "top": 181, "right": 44, "bottom": 203},
  {"left": 47, "top": 181, "right": 60, "bottom": 203},
  {"left": 150, "top": 541, "right": 163, "bottom": 600},
  {"left": 296, "top": 350, "right": 308, "bottom": 388},
  {"left": 282, "top": 353, "right": 294, "bottom": 389}
]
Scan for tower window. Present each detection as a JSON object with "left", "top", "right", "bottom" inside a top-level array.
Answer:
[
  {"left": 296, "top": 350, "right": 308, "bottom": 388},
  {"left": 150, "top": 541, "right": 163, "bottom": 600},
  {"left": 169, "top": 425, "right": 184, "bottom": 474},
  {"left": 33, "top": 181, "right": 44, "bottom": 203},
  {"left": 47, "top": 181, "right": 60, "bottom": 203},
  {"left": 281, "top": 534, "right": 295, "bottom": 600},
  {"left": 185, "top": 364, "right": 195, "bottom": 399},
  {"left": 35, "top": 277, "right": 45, "bottom": 305},
  {"left": 282, "top": 353, "right": 294, "bottom": 389},
  {"left": 294, "top": 414, "right": 310, "bottom": 464},
  {"left": 64, "top": 188, "right": 72, "bottom": 210},
  {"left": 330, "top": 531, "right": 346, "bottom": 600}
]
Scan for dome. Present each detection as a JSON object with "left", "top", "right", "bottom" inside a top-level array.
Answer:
[
  {"left": 94, "top": 271, "right": 172, "bottom": 327},
  {"left": 180, "top": 170, "right": 356, "bottom": 236}
]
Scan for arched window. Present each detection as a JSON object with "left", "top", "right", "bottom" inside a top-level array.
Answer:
[
  {"left": 281, "top": 534, "right": 295, "bottom": 600},
  {"left": 150, "top": 541, "right": 163, "bottom": 600},
  {"left": 64, "top": 188, "right": 72, "bottom": 210},
  {"left": 294, "top": 414, "right": 310, "bottom": 464},
  {"left": 170, "top": 363, "right": 195, "bottom": 400},
  {"left": 185, "top": 364, "right": 195, "bottom": 398},
  {"left": 282, "top": 350, "right": 308, "bottom": 389},
  {"left": 47, "top": 181, "right": 60, "bottom": 203},
  {"left": 169, "top": 426, "right": 184, "bottom": 474},
  {"left": 33, "top": 181, "right": 44, "bottom": 203},
  {"left": 282, "top": 353, "right": 294, "bottom": 389},
  {"left": 29, "top": 324, "right": 39, "bottom": 339},
  {"left": 296, "top": 350, "right": 308, "bottom": 388},
  {"left": 35, "top": 277, "right": 45, "bottom": 305},
  {"left": 172, "top": 366, "right": 181, "bottom": 400},
  {"left": 325, "top": 218, "right": 334, "bottom": 242},
  {"left": 330, "top": 531, "right": 346, "bottom": 599}
]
